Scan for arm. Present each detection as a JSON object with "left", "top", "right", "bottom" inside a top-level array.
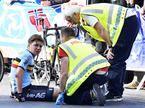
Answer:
[
  {"left": 15, "top": 67, "right": 24, "bottom": 93},
  {"left": 59, "top": 57, "right": 69, "bottom": 92},
  {"left": 15, "top": 53, "right": 30, "bottom": 94},
  {"left": 94, "top": 22, "right": 112, "bottom": 47},
  {"left": 15, "top": 67, "right": 26, "bottom": 102},
  {"left": 83, "top": 15, "right": 112, "bottom": 46}
]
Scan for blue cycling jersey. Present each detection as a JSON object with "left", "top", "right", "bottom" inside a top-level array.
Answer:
[{"left": 9, "top": 50, "right": 34, "bottom": 93}]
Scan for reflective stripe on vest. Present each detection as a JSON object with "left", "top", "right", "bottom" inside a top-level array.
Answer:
[
  {"left": 61, "top": 44, "right": 77, "bottom": 59},
  {"left": 60, "top": 44, "right": 104, "bottom": 75},
  {"left": 59, "top": 39, "right": 110, "bottom": 96},
  {"left": 70, "top": 52, "right": 99, "bottom": 75},
  {"left": 82, "top": 9, "right": 103, "bottom": 14},
  {"left": 82, "top": 4, "right": 115, "bottom": 36},
  {"left": 108, "top": 4, "right": 114, "bottom": 35},
  {"left": 111, "top": 6, "right": 123, "bottom": 41},
  {"left": 66, "top": 58, "right": 107, "bottom": 90},
  {"left": 81, "top": 4, "right": 127, "bottom": 46}
]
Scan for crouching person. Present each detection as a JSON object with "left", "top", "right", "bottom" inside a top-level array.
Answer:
[
  {"left": 9, "top": 34, "right": 59, "bottom": 102},
  {"left": 56, "top": 27, "right": 110, "bottom": 106}
]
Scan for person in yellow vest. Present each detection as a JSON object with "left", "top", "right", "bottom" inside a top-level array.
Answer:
[
  {"left": 55, "top": 27, "right": 110, "bottom": 105},
  {"left": 61, "top": 3, "right": 140, "bottom": 101}
]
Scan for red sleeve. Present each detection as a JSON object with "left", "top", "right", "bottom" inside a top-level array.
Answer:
[{"left": 58, "top": 48, "right": 68, "bottom": 58}]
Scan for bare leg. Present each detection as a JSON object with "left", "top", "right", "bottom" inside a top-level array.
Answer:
[{"left": 52, "top": 86, "right": 60, "bottom": 101}]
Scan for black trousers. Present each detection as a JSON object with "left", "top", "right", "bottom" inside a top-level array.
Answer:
[
  {"left": 64, "top": 73, "right": 107, "bottom": 105},
  {"left": 107, "top": 15, "right": 140, "bottom": 96},
  {"left": 22, "top": 85, "right": 54, "bottom": 101}
]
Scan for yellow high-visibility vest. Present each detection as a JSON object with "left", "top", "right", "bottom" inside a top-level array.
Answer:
[
  {"left": 80, "top": 3, "right": 127, "bottom": 47},
  {"left": 59, "top": 39, "right": 110, "bottom": 96}
]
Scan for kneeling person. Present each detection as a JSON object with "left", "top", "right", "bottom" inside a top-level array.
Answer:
[
  {"left": 56, "top": 27, "right": 110, "bottom": 105},
  {"left": 9, "top": 34, "right": 59, "bottom": 102}
]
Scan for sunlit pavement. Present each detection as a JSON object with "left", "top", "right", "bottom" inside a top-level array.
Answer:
[{"left": 0, "top": 73, "right": 145, "bottom": 108}]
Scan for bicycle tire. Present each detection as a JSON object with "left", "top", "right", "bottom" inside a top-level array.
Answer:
[{"left": 0, "top": 51, "right": 4, "bottom": 82}]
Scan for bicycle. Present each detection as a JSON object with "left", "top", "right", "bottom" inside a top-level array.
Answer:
[
  {"left": 32, "top": 23, "right": 65, "bottom": 86},
  {"left": 0, "top": 51, "right": 4, "bottom": 82}
]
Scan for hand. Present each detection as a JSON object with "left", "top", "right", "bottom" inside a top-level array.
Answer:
[
  {"left": 106, "top": 48, "right": 114, "bottom": 60},
  {"left": 15, "top": 93, "right": 25, "bottom": 102},
  {"left": 140, "top": 7, "right": 145, "bottom": 15},
  {"left": 55, "top": 92, "right": 65, "bottom": 105}
]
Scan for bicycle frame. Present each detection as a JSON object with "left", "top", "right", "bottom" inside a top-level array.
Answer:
[
  {"left": 44, "top": 24, "right": 65, "bottom": 86},
  {"left": 32, "top": 22, "right": 65, "bottom": 86}
]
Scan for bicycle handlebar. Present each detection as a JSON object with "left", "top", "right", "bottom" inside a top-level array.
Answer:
[
  {"left": 44, "top": 26, "right": 66, "bottom": 31},
  {"left": 45, "top": 34, "right": 54, "bottom": 38}
]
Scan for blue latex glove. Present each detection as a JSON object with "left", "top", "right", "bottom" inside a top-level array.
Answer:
[{"left": 55, "top": 92, "right": 65, "bottom": 105}]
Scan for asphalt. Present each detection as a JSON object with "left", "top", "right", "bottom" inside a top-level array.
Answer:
[{"left": 0, "top": 73, "right": 145, "bottom": 108}]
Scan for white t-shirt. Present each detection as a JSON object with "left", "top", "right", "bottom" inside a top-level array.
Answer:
[{"left": 83, "top": 15, "right": 99, "bottom": 27}]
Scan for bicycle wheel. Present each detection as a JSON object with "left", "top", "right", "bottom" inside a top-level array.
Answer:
[{"left": 0, "top": 52, "right": 4, "bottom": 82}]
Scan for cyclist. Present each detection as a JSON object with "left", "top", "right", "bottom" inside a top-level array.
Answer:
[{"left": 9, "top": 34, "right": 60, "bottom": 102}]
